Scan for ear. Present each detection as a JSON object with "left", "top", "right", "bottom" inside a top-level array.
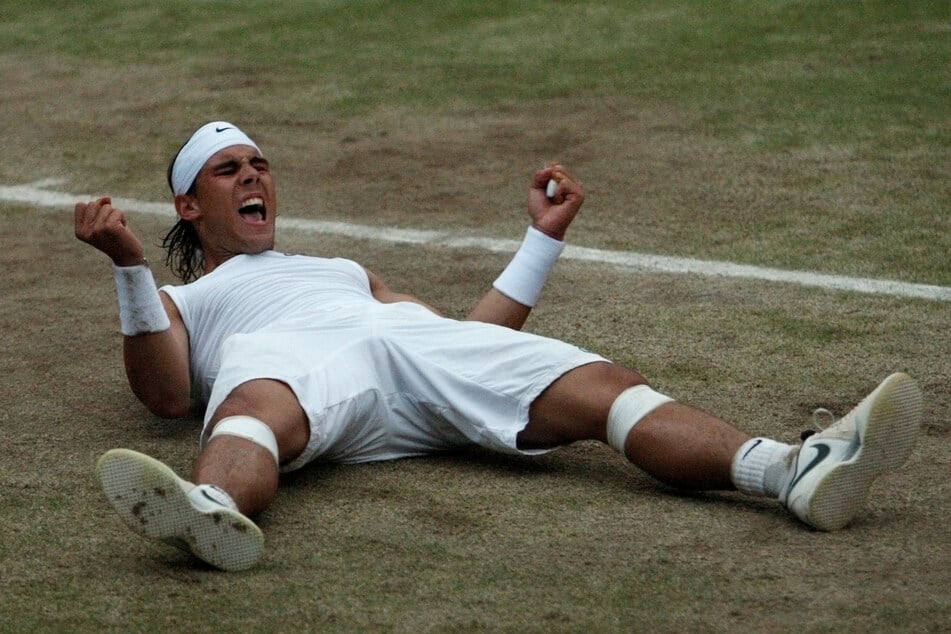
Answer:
[{"left": 174, "top": 194, "right": 201, "bottom": 221}]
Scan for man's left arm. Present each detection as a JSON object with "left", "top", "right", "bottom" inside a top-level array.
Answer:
[
  {"left": 465, "top": 163, "right": 584, "bottom": 330},
  {"left": 369, "top": 163, "right": 584, "bottom": 330}
]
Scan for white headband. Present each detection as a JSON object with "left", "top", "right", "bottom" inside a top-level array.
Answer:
[{"left": 170, "top": 121, "right": 260, "bottom": 195}]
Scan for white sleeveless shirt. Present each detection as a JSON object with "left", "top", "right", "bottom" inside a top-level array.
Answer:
[
  {"left": 161, "top": 250, "right": 607, "bottom": 465},
  {"left": 161, "top": 251, "right": 372, "bottom": 405}
]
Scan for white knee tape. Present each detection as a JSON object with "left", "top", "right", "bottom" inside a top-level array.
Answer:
[
  {"left": 606, "top": 385, "right": 674, "bottom": 454},
  {"left": 209, "top": 416, "right": 280, "bottom": 465}
]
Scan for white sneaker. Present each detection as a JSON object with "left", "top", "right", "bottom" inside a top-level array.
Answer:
[
  {"left": 780, "top": 373, "right": 922, "bottom": 531},
  {"left": 96, "top": 448, "right": 264, "bottom": 571}
]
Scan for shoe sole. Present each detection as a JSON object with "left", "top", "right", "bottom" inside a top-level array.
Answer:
[
  {"left": 807, "top": 373, "right": 922, "bottom": 531},
  {"left": 96, "top": 449, "right": 264, "bottom": 571}
]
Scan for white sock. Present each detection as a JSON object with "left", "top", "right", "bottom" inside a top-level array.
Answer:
[
  {"left": 731, "top": 438, "right": 796, "bottom": 498},
  {"left": 191, "top": 483, "right": 239, "bottom": 511}
]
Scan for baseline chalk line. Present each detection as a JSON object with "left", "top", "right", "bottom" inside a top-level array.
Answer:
[{"left": 3, "top": 180, "right": 948, "bottom": 302}]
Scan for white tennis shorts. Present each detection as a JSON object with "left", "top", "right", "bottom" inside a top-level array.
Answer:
[{"left": 201, "top": 301, "right": 607, "bottom": 471}]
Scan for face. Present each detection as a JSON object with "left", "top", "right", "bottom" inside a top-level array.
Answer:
[{"left": 176, "top": 144, "right": 277, "bottom": 271}]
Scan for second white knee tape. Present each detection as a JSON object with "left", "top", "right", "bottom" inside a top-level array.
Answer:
[
  {"left": 209, "top": 415, "right": 280, "bottom": 465},
  {"left": 606, "top": 385, "right": 674, "bottom": 454}
]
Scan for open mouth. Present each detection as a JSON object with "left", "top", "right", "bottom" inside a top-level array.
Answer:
[{"left": 238, "top": 197, "right": 267, "bottom": 225}]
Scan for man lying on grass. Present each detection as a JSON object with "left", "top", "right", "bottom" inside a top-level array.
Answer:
[{"left": 75, "top": 121, "right": 922, "bottom": 571}]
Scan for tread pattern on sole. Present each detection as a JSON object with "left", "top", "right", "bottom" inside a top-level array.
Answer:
[
  {"left": 96, "top": 449, "right": 264, "bottom": 571},
  {"left": 807, "top": 374, "right": 922, "bottom": 530}
]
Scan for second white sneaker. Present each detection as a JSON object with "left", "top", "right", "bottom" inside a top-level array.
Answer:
[{"left": 780, "top": 373, "right": 922, "bottom": 531}]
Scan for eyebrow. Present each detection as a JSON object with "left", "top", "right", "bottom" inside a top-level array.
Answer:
[{"left": 209, "top": 155, "right": 270, "bottom": 172}]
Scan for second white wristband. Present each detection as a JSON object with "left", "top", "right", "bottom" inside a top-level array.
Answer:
[{"left": 492, "top": 226, "right": 565, "bottom": 307}]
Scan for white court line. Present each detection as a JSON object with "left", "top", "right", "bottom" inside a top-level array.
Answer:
[{"left": 4, "top": 180, "right": 949, "bottom": 302}]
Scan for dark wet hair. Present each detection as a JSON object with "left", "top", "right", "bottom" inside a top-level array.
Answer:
[{"left": 162, "top": 142, "right": 204, "bottom": 283}]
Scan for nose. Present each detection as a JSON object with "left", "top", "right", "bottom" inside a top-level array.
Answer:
[{"left": 238, "top": 159, "right": 262, "bottom": 184}]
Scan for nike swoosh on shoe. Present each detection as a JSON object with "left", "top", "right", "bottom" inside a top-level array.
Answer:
[{"left": 786, "top": 442, "right": 832, "bottom": 491}]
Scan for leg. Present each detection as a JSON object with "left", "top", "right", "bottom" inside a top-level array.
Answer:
[
  {"left": 521, "top": 363, "right": 923, "bottom": 531},
  {"left": 196, "top": 379, "right": 309, "bottom": 516},
  {"left": 96, "top": 379, "right": 309, "bottom": 571},
  {"left": 622, "top": 403, "right": 750, "bottom": 490},
  {"left": 519, "top": 361, "right": 749, "bottom": 490}
]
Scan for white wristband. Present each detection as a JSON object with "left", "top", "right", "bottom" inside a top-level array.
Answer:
[
  {"left": 113, "top": 262, "right": 171, "bottom": 336},
  {"left": 492, "top": 226, "right": 565, "bottom": 307}
]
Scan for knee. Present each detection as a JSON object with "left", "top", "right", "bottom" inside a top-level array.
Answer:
[
  {"left": 209, "top": 380, "right": 310, "bottom": 463},
  {"left": 589, "top": 362, "right": 648, "bottom": 392},
  {"left": 521, "top": 362, "right": 648, "bottom": 448},
  {"left": 554, "top": 362, "right": 649, "bottom": 407}
]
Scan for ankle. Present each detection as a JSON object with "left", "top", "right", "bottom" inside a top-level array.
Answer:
[
  {"left": 192, "top": 483, "right": 239, "bottom": 511},
  {"left": 732, "top": 438, "right": 796, "bottom": 498}
]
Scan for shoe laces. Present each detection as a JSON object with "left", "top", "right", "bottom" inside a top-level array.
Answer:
[{"left": 800, "top": 407, "right": 854, "bottom": 442}]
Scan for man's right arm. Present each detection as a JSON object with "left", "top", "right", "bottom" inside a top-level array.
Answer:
[
  {"left": 123, "top": 292, "right": 193, "bottom": 419},
  {"left": 75, "top": 197, "right": 193, "bottom": 419}
]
